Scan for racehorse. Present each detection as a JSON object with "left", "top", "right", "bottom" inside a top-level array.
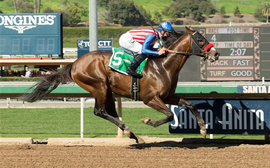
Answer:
[{"left": 21, "top": 27, "right": 220, "bottom": 143}]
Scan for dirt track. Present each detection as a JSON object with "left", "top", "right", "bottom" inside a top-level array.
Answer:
[{"left": 1, "top": 139, "right": 270, "bottom": 168}]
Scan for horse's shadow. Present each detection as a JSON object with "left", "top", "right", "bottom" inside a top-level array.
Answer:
[{"left": 128, "top": 138, "right": 268, "bottom": 149}]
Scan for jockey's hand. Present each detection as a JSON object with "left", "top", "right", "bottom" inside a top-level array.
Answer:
[{"left": 158, "top": 47, "right": 167, "bottom": 55}]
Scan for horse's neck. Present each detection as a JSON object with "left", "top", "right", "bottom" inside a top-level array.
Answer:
[
  {"left": 162, "top": 34, "right": 191, "bottom": 75},
  {"left": 168, "top": 33, "right": 190, "bottom": 53}
]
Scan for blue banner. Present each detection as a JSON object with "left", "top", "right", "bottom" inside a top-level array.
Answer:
[
  {"left": 169, "top": 100, "right": 270, "bottom": 134},
  {"left": 77, "top": 39, "right": 113, "bottom": 58}
]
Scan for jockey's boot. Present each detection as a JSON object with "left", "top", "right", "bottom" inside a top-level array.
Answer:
[{"left": 127, "top": 54, "right": 147, "bottom": 78}]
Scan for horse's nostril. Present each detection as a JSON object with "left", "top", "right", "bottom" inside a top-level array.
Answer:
[{"left": 215, "top": 52, "right": 220, "bottom": 60}]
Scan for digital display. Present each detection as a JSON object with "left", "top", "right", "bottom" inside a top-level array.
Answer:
[
  {"left": 199, "top": 26, "right": 270, "bottom": 81},
  {"left": 0, "top": 36, "right": 59, "bottom": 54},
  {"left": 0, "top": 13, "right": 62, "bottom": 56},
  {"left": 174, "top": 26, "right": 270, "bottom": 81}
]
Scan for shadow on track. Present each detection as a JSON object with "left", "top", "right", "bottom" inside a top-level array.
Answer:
[{"left": 128, "top": 138, "right": 269, "bottom": 149}]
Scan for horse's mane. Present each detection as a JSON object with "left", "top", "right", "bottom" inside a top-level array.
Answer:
[{"left": 162, "top": 29, "right": 186, "bottom": 48}]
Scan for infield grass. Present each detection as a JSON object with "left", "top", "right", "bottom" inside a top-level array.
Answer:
[{"left": 0, "top": 108, "right": 265, "bottom": 140}]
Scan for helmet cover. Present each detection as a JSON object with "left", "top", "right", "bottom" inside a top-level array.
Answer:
[{"left": 158, "top": 22, "right": 174, "bottom": 33}]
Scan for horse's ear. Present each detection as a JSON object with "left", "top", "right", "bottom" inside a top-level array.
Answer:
[
  {"left": 185, "top": 26, "right": 193, "bottom": 34},
  {"left": 185, "top": 26, "right": 194, "bottom": 31}
]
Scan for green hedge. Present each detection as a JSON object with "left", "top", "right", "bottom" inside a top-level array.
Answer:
[
  {"left": 0, "top": 77, "right": 42, "bottom": 82},
  {"left": 62, "top": 26, "right": 157, "bottom": 47},
  {"left": 63, "top": 27, "right": 136, "bottom": 39}
]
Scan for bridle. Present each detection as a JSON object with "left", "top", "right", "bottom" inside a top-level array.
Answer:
[{"left": 166, "top": 31, "right": 215, "bottom": 61}]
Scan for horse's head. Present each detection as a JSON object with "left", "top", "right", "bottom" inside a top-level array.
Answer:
[{"left": 186, "top": 27, "right": 220, "bottom": 62}]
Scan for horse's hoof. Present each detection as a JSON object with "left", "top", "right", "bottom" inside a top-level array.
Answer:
[
  {"left": 137, "top": 137, "right": 145, "bottom": 144},
  {"left": 141, "top": 117, "right": 151, "bottom": 124},
  {"left": 200, "top": 129, "right": 207, "bottom": 138}
]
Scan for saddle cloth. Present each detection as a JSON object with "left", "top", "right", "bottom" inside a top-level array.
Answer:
[{"left": 108, "top": 48, "right": 147, "bottom": 76}]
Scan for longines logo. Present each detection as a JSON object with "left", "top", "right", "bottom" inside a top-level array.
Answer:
[
  {"left": 0, "top": 15, "right": 56, "bottom": 33},
  {"left": 77, "top": 40, "right": 85, "bottom": 49}
]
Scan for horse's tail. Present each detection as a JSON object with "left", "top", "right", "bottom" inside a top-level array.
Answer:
[{"left": 20, "top": 63, "right": 74, "bottom": 102}]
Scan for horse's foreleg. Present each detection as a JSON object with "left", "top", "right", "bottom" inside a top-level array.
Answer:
[
  {"left": 163, "top": 94, "right": 206, "bottom": 138},
  {"left": 142, "top": 96, "right": 174, "bottom": 127}
]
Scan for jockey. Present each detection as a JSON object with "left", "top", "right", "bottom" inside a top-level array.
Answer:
[{"left": 119, "top": 22, "right": 174, "bottom": 78}]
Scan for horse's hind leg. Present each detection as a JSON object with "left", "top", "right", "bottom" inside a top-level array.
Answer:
[
  {"left": 164, "top": 95, "right": 207, "bottom": 138},
  {"left": 94, "top": 87, "right": 145, "bottom": 144},
  {"left": 72, "top": 66, "right": 143, "bottom": 143}
]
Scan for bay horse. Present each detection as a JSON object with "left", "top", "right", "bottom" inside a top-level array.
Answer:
[{"left": 21, "top": 27, "right": 220, "bottom": 143}]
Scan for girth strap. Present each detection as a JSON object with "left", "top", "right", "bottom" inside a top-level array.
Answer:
[{"left": 131, "top": 77, "right": 140, "bottom": 101}]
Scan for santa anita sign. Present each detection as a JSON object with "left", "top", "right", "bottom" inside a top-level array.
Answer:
[
  {"left": 238, "top": 85, "right": 270, "bottom": 93},
  {"left": 169, "top": 100, "right": 270, "bottom": 135}
]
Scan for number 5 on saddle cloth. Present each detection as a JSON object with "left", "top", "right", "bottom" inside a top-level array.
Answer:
[{"left": 109, "top": 48, "right": 147, "bottom": 76}]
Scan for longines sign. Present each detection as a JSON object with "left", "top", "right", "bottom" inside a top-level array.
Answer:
[
  {"left": 0, "top": 14, "right": 57, "bottom": 33},
  {"left": 0, "top": 13, "right": 62, "bottom": 55}
]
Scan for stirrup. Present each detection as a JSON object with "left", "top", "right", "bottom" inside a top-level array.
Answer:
[{"left": 127, "top": 68, "right": 143, "bottom": 78}]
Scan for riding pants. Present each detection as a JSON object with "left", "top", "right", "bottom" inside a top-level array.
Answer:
[{"left": 119, "top": 32, "right": 142, "bottom": 55}]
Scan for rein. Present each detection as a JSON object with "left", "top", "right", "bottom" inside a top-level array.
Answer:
[
  {"left": 166, "top": 32, "right": 214, "bottom": 61},
  {"left": 166, "top": 49, "right": 205, "bottom": 57}
]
